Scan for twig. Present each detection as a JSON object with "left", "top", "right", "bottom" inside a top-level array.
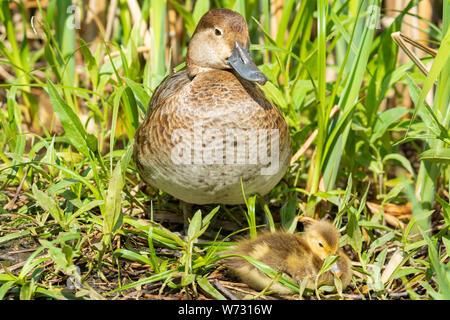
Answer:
[
  {"left": 0, "top": 65, "right": 14, "bottom": 81},
  {"left": 391, "top": 32, "right": 437, "bottom": 76},
  {"left": 0, "top": 254, "right": 19, "bottom": 263},
  {"left": 216, "top": 280, "right": 250, "bottom": 288},
  {"left": 0, "top": 254, "right": 51, "bottom": 274},
  {"left": 220, "top": 282, "right": 276, "bottom": 300},
  {"left": 213, "top": 279, "right": 238, "bottom": 300},
  {"left": 105, "top": 0, "right": 119, "bottom": 42},
  {"left": 6, "top": 248, "right": 38, "bottom": 255},
  {"left": 341, "top": 293, "right": 364, "bottom": 300},
  {"left": 388, "top": 292, "right": 410, "bottom": 299}
]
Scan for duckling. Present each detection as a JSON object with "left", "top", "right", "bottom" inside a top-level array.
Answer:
[
  {"left": 133, "top": 9, "right": 291, "bottom": 228},
  {"left": 223, "top": 220, "right": 352, "bottom": 295}
]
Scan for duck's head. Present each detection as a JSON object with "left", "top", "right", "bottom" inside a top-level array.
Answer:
[
  {"left": 186, "top": 8, "right": 267, "bottom": 85},
  {"left": 304, "top": 220, "right": 340, "bottom": 261}
]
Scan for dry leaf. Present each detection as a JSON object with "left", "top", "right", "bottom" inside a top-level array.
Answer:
[
  {"left": 381, "top": 250, "right": 405, "bottom": 284},
  {"left": 367, "top": 201, "right": 412, "bottom": 218}
]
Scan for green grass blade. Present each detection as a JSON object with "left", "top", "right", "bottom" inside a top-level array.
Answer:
[
  {"left": 197, "top": 276, "right": 226, "bottom": 300},
  {"left": 102, "top": 160, "right": 125, "bottom": 240},
  {"left": 46, "top": 80, "right": 96, "bottom": 157}
]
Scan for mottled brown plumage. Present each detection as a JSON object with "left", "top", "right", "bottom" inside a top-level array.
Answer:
[
  {"left": 223, "top": 220, "right": 352, "bottom": 294},
  {"left": 133, "top": 9, "right": 291, "bottom": 210}
]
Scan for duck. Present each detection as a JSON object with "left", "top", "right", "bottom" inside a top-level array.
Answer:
[
  {"left": 133, "top": 8, "right": 291, "bottom": 227},
  {"left": 222, "top": 219, "right": 352, "bottom": 295}
]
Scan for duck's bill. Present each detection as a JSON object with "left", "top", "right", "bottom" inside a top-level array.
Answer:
[
  {"left": 227, "top": 41, "right": 268, "bottom": 85},
  {"left": 331, "top": 263, "right": 343, "bottom": 278}
]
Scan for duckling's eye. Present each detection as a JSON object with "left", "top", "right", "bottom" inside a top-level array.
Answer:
[
  {"left": 215, "top": 28, "right": 223, "bottom": 36},
  {"left": 318, "top": 242, "right": 324, "bottom": 248}
]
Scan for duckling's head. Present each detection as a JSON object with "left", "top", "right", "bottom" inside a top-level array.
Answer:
[
  {"left": 186, "top": 8, "right": 267, "bottom": 84},
  {"left": 304, "top": 220, "right": 340, "bottom": 260}
]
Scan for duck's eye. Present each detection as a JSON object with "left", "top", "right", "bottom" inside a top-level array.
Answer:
[
  {"left": 215, "top": 28, "right": 223, "bottom": 36},
  {"left": 318, "top": 242, "right": 324, "bottom": 248}
]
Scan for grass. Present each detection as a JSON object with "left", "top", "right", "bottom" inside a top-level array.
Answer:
[{"left": 0, "top": 0, "right": 449, "bottom": 300}]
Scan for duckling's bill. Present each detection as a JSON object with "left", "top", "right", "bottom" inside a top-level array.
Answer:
[
  {"left": 227, "top": 41, "right": 268, "bottom": 85},
  {"left": 330, "top": 263, "right": 343, "bottom": 278}
]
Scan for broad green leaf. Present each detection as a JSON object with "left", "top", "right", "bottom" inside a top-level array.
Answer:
[
  {"left": 196, "top": 276, "right": 226, "bottom": 300},
  {"left": 0, "top": 281, "right": 15, "bottom": 300},
  {"left": 0, "top": 273, "right": 16, "bottom": 283},
  {"left": 126, "top": 29, "right": 141, "bottom": 80},
  {"left": 405, "top": 75, "right": 448, "bottom": 140},
  {"left": 18, "top": 233, "right": 79, "bottom": 280},
  {"left": 67, "top": 200, "right": 104, "bottom": 225},
  {"left": 187, "top": 210, "right": 203, "bottom": 241},
  {"left": 410, "top": 28, "right": 450, "bottom": 127},
  {"left": 392, "top": 267, "right": 424, "bottom": 280},
  {"left": 223, "top": 254, "right": 300, "bottom": 292},
  {"left": 280, "top": 195, "right": 298, "bottom": 231},
  {"left": 346, "top": 209, "right": 362, "bottom": 253},
  {"left": 192, "top": 0, "right": 209, "bottom": 24},
  {"left": 202, "top": 206, "right": 220, "bottom": 227},
  {"left": 336, "top": 174, "right": 353, "bottom": 218},
  {"left": 257, "top": 195, "right": 276, "bottom": 233},
  {"left": 18, "top": 257, "right": 50, "bottom": 281},
  {"left": 181, "top": 274, "right": 195, "bottom": 287},
  {"left": 368, "top": 247, "right": 388, "bottom": 292},
  {"left": 32, "top": 184, "right": 64, "bottom": 227},
  {"left": 436, "top": 195, "right": 450, "bottom": 226},
  {"left": 78, "top": 38, "right": 98, "bottom": 89},
  {"left": 382, "top": 179, "right": 409, "bottom": 205},
  {"left": 150, "top": 0, "right": 167, "bottom": 88},
  {"left": 231, "top": 0, "right": 246, "bottom": 17},
  {"left": 261, "top": 81, "right": 287, "bottom": 109},
  {"left": 46, "top": 80, "right": 96, "bottom": 157},
  {"left": 419, "top": 229, "right": 450, "bottom": 299},
  {"left": 317, "top": 254, "right": 340, "bottom": 276},
  {"left": 383, "top": 153, "right": 416, "bottom": 177},
  {"left": 322, "top": 0, "right": 379, "bottom": 192},
  {"left": 0, "top": 229, "right": 31, "bottom": 245},
  {"left": 102, "top": 162, "right": 124, "bottom": 237},
  {"left": 370, "top": 107, "right": 409, "bottom": 143},
  {"left": 419, "top": 148, "right": 450, "bottom": 164},
  {"left": 121, "top": 86, "right": 139, "bottom": 138},
  {"left": 105, "top": 270, "right": 176, "bottom": 295},
  {"left": 39, "top": 240, "right": 71, "bottom": 274},
  {"left": 367, "top": 232, "right": 395, "bottom": 258},
  {"left": 19, "top": 280, "right": 36, "bottom": 300},
  {"left": 47, "top": 179, "right": 79, "bottom": 197},
  {"left": 123, "top": 77, "right": 151, "bottom": 112},
  {"left": 244, "top": 195, "right": 258, "bottom": 239},
  {"left": 113, "top": 249, "right": 153, "bottom": 265},
  {"left": 124, "top": 216, "right": 184, "bottom": 248}
]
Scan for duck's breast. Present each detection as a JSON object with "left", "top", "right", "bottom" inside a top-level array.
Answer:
[{"left": 135, "top": 69, "right": 291, "bottom": 204}]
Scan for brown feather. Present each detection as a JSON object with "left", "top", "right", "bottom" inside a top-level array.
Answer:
[{"left": 133, "top": 9, "right": 291, "bottom": 234}]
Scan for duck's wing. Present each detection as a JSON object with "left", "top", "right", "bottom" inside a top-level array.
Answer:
[{"left": 147, "top": 68, "right": 191, "bottom": 114}]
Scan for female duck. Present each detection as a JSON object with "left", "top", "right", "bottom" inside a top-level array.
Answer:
[{"left": 133, "top": 9, "right": 291, "bottom": 224}]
